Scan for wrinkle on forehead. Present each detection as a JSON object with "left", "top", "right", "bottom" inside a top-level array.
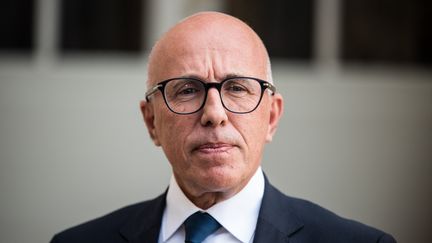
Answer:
[{"left": 147, "top": 12, "right": 270, "bottom": 87}]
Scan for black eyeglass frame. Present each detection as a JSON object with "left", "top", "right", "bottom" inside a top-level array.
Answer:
[{"left": 145, "top": 77, "right": 276, "bottom": 115}]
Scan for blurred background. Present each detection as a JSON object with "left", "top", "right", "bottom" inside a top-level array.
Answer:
[{"left": 0, "top": 0, "right": 431, "bottom": 242}]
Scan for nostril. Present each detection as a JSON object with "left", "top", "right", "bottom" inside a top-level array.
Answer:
[
  {"left": 203, "top": 120, "right": 212, "bottom": 127},
  {"left": 203, "top": 119, "right": 226, "bottom": 128}
]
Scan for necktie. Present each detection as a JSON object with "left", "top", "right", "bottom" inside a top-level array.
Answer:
[{"left": 184, "top": 211, "right": 221, "bottom": 243}]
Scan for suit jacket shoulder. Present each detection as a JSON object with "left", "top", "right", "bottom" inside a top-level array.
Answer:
[
  {"left": 253, "top": 179, "right": 397, "bottom": 243},
  {"left": 50, "top": 192, "right": 166, "bottom": 243}
]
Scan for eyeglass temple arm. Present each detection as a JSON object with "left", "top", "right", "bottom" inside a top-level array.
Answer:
[
  {"left": 263, "top": 82, "right": 276, "bottom": 95},
  {"left": 145, "top": 84, "right": 163, "bottom": 101}
]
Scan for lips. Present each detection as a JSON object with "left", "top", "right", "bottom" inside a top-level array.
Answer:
[{"left": 194, "top": 143, "right": 235, "bottom": 154}]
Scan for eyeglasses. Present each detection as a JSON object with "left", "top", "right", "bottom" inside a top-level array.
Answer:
[{"left": 145, "top": 77, "right": 276, "bottom": 115}]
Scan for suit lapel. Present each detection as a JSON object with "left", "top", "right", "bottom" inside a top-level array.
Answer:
[
  {"left": 119, "top": 191, "right": 167, "bottom": 243},
  {"left": 253, "top": 178, "right": 304, "bottom": 243}
]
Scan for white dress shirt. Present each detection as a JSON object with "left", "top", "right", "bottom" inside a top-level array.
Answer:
[{"left": 158, "top": 167, "right": 265, "bottom": 243}]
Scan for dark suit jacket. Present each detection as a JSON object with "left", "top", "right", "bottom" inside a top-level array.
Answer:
[{"left": 51, "top": 178, "right": 396, "bottom": 242}]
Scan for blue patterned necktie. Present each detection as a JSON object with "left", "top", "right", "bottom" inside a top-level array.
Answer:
[{"left": 184, "top": 211, "right": 221, "bottom": 243}]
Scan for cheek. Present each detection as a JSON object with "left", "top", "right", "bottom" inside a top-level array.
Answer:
[
  {"left": 154, "top": 113, "right": 194, "bottom": 161},
  {"left": 233, "top": 110, "right": 270, "bottom": 154},
  {"left": 251, "top": 102, "right": 271, "bottom": 136}
]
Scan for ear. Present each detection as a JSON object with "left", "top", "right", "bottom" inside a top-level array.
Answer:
[
  {"left": 140, "top": 100, "right": 161, "bottom": 146},
  {"left": 266, "top": 93, "right": 284, "bottom": 142}
]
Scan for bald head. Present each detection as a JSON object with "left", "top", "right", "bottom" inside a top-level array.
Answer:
[{"left": 147, "top": 12, "right": 272, "bottom": 87}]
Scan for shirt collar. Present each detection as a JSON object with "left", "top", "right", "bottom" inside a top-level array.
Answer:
[{"left": 161, "top": 167, "right": 265, "bottom": 243}]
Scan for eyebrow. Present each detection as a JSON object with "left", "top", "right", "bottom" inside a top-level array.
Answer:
[{"left": 178, "top": 73, "right": 247, "bottom": 82}]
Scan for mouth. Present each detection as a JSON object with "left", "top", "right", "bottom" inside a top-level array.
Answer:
[{"left": 193, "top": 143, "right": 235, "bottom": 154}]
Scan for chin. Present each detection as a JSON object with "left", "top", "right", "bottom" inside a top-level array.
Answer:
[{"left": 197, "top": 166, "right": 245, "bottom": 192}]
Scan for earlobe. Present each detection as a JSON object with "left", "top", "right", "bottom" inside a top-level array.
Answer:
[
  {"left": 266, "top": 94, "right": 284, "bottom": 142},
  {"left": 140, "top": 100, "right": 161, "bottom": 146}
]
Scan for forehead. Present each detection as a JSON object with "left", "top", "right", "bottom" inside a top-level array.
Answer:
[{"left": 148, "top": 15, "right": 268, "bottom": 84}]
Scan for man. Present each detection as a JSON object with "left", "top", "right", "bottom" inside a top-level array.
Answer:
[{"left": 51, "top": 12, "right": 396, "bottom": 243}]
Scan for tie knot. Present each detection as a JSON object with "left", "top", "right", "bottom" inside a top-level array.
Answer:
[{"left": 184, "top": 212, "right": 221, "bottom": 243}]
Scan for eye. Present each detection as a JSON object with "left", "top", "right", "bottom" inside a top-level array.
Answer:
[
  {"left": 225, "top": 81, "right": 247, "bottom": 92},
  {"left": 223, "top": 80, "right": 250, "bottom": 97},
  {"left": 178, "top": 85, "right": 199, "bottom": 95},
  {"left": 176, "top": 83, "right": 200, "bottom": 96},
  {"left": 171, "top": 80, "right": 203, "bottom": 100},
  {"left": 227, "top": 84, "right": 247, "bottom": 92}
]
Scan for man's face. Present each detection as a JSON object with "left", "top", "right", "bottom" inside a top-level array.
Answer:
[{"left": 141, "top": 14, "right": 283, "bottom": 200}]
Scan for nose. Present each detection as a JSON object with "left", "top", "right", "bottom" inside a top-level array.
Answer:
[{"left": 200, "top": 88, "right": 228, "bottom": 127}]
